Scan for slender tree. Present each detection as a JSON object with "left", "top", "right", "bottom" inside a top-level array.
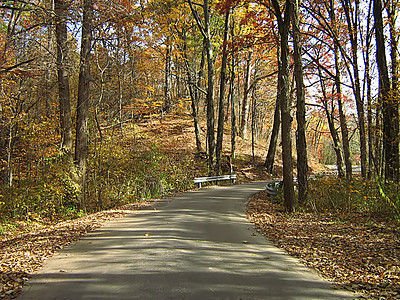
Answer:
[
  {"left": 188, "top": 0, "right": 216, "bottom": 173},
  {"left": 55, "top": 0, "right": 73, "bottom": 159},
  {"left": 340, "top": 0, "right": 367, "bottom": 177},
  {"left": 240, "top": 51, "right": 253, "bottom": 138},
  {"left": 265, "top": 47, "right": 281, "bottom": 174},
  {"left": 75, "top": 0, "right": 94, "bottom": 210},
  {"left": 215, "top": 9, "right": 230, "bottom": 174},
  {"left": 329, "top": 0, "right": 352, "bottom": 180},
  {"left": 291, "top": 0, "right": 308, "bottom": 203}
]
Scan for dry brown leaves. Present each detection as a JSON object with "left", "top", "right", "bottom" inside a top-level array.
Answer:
[
  {"left": 0, "top": 201, "right": 153, "bottom": 299},
  {"left": 247, "top": 191, "right": 400, "bottom": 299}
]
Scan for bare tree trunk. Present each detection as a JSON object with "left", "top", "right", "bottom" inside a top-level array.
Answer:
[
  {"left": 265, "top": 99, "right": 280, "bottom": 173},
  {"left": 265, "top": 48, "right": 281, "bottom": 174},
  {"left": 188, "top": 0, "right": 216, "bottom": 173},
  {"left": 251, "top": 74, "right": 258, "bottom": 164},
  {"left": 291, "top": 0, "right": 308, "bottom": 204},
  {"left": 182, "top": 50, "right": 202, "bottom": 152},
  {"left": 365, "top": 0, "right": 374, "bottom": 178},
  {"left": 240, "top": 51, "right": 252, "bottom": 138},
  {"left": 387, "top": 0, "right": 398, "bottom": 95},
  {"left": 215, "top": 9, "right": 230, "bottom": 175},
  {"left": 330, "top": 0, "right": 352, "bottom": 180},
  {"left": 341, "top": 0, "right": 367, "bottom": 177},
  {"left": 374, "top": 0, "right": 399, "bottom": 181},
  {"left": 75, "top": 0, "right": 93, "bottom": 211},
  {"left": 230, "top": 50, "right": 237, "bottom": 159},
  {"left": 319, "top": 69, "right": 345, "bottom": 177},
  {"left": 55, "top": 0, "right": 72, "bottom": 160},
  {"left": 272, "top": 0, "right": 295, "bottom": 212},
  {"left": 163, "top": 37, "right": 172, "bottom": 114}
]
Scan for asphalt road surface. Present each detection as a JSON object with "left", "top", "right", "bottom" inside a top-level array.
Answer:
[{"left": 19, "top": 182, "right": 354, "bottom": 299}]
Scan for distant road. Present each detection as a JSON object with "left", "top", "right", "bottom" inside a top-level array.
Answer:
[{"left": 19, "top": 182, "right": 353, "bottom": 299}]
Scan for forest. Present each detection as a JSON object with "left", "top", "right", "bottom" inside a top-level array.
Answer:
[
  {"left": 0, "top": 0, "right": 399, "bottom": 219},
  {"left": 1, "top": 0, "right": 400, "bottom": 298}
]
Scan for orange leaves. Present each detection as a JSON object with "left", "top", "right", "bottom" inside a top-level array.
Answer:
[{"left": 247, "top": 190, "right": 400, "bottom": 299}]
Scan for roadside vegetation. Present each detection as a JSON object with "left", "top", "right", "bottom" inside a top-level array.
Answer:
[{"left": 247, "top": 177, "right": 400, "bottom": 299}]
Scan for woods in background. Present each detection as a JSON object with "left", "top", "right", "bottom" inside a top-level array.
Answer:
[{"left": 0, "top": 0, "right": 399, "bottom": 214}]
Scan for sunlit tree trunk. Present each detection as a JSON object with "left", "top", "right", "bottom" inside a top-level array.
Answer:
[
  {"left": 240, "top": 51, "right": 252, "bottom": 138},
  {"left": 330, "top": 0, "right": 352, "bottom": 180},
  {"left": 215, "top": 9, "right": 230, "bottom": 175},
  {"left": 230, "top": 44, "right": 237, "bottom": 159},
  {"left": 341, "top": 0, "right": 367, "bottom": 178},
  {"left": 75, "top": 0, "right": 93, "bottom": 210},
  {"left": 318, "top": 67, "right": 344, "bottom": 177},
  {"left": 55, "top": 0, "right": 72, "bottom": 160},
  {"left": 163, "top": 36, "right": 172, "bottom": 114},
  {"left": 265, "top": 48, "right": 281, "bottom": 174},
  {"left": 181, "top": 35, "right": 202, "bottom": 152},
  {"left": 189, "top": 0, "right": 215, "bottom": 173}
]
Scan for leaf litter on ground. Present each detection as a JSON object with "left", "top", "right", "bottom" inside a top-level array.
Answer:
[
  {"left": 247, "top": 190, "right": 400, "bottom": 299},
  {"left": 0, "top": 201, "right": 154, "bottom": 299}
]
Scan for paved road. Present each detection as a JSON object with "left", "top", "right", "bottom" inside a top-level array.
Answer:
[{"left": 19, "top": 182, "right": 354, "bottom": 299}]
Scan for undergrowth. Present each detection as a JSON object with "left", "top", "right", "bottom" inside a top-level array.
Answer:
[
  {"left": 0, "top": 132, "right": 207, "bottom": 223},
  {"left": 305, "top": 176, "right": 400, "bottom": 221}
]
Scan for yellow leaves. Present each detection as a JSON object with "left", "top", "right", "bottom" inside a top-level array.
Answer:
[{"left": 152, "top": 100, "right": 163, "bottom": 107}]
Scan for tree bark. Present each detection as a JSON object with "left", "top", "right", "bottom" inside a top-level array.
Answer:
[
  {"left": 365, "top": 1, "right": 374, "bottom": 178},
  {"left": 291, "top": 0, "right": 308, "bottom": 204},
  {"left": 163, "top": 37, "right": 172, "bottom": 113},
  {"left": 215, "top": 9, "right": 230, "bottom": 175},
  {"left": 330, "top": 0, "right": 352, "bottom": 180},
  {"left": 230, "top": 47, "right": 237, "bottom": 159},
  {"left": 272, "top": 0, "right": 295, "bottom": 212},
  {"left": 75, "top": 0, "right": 93, "bottom": 210},
  {"left": 374, "top": 0, "right": 399, "bottom": 181},
  {"left": 341, "top": 0, "right": 367, "bottom": 177},
  {"left": 188, "top": 0, "right": 215, "bottom": 173},
  {"left": 318, "top": 68, "right": 344, "bottom": 177},
  {"left": 55, "top": 0, "right": 72, "bottom": 160},
  {"left": 265, "top": 48, "right": 281, "bottom": 174},
  {"left": 240, "top": 51, "right": 253, "bottom": 138}
]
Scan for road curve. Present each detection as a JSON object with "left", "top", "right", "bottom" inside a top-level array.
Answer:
[{"left": 19, "top": 182, "right": 354, "bottom": 299}]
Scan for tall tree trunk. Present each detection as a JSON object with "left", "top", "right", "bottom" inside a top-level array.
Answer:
[
  {"left": 330, "top": 0, "right": 352, "bottom": 180},
  {"left": 291, "top": 0, "right": 308, "bottom": 203},
  {"left": 75, "top": 0, "right": 93, "bottom": 210},
  {"left": 374, "top": 0, "right": 399, "bottom": 181},
  {"left": 203, "top": 2, "right": 215, "bottom": 173},
  {"left": 365, "top": 0, "right": 374, "bottom": 178},
  {"left": 265, "top": 48, "right": 281, "bottom": 174},
  {"left": 55, "top": 0, "right": 72, "bottom": 160},
  {"left": 163, "top": 37, "right": 172, "bottom": 114},
  {"left": 215, "top": 10, "right": 230, "bottom": 175},
  {"left": 318, "top": 69, "right": 344, "bottom": 177},
  {"left": 240, "top": 51, "right": 253, "bottom": 138},
  {"left": 272, "top": 0, "right": 295, "bottom": 212},
  {"left": 181, "top": 36, "right": 202, "bottom": 152},
  {"left": 189, "top": 0, "right": 215, "bottom": 173},
  {"left": 341, "top": 0, "right": 367, "bottom": 177},
  {"left": 230, "top": 48, "right": 237, "bottom": 159},
  {"left": 387, "top": 0, "right": 398, "bottom": 94},
  {"left": 251, "top": 72, "right": 258, "bottom": 164}
]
